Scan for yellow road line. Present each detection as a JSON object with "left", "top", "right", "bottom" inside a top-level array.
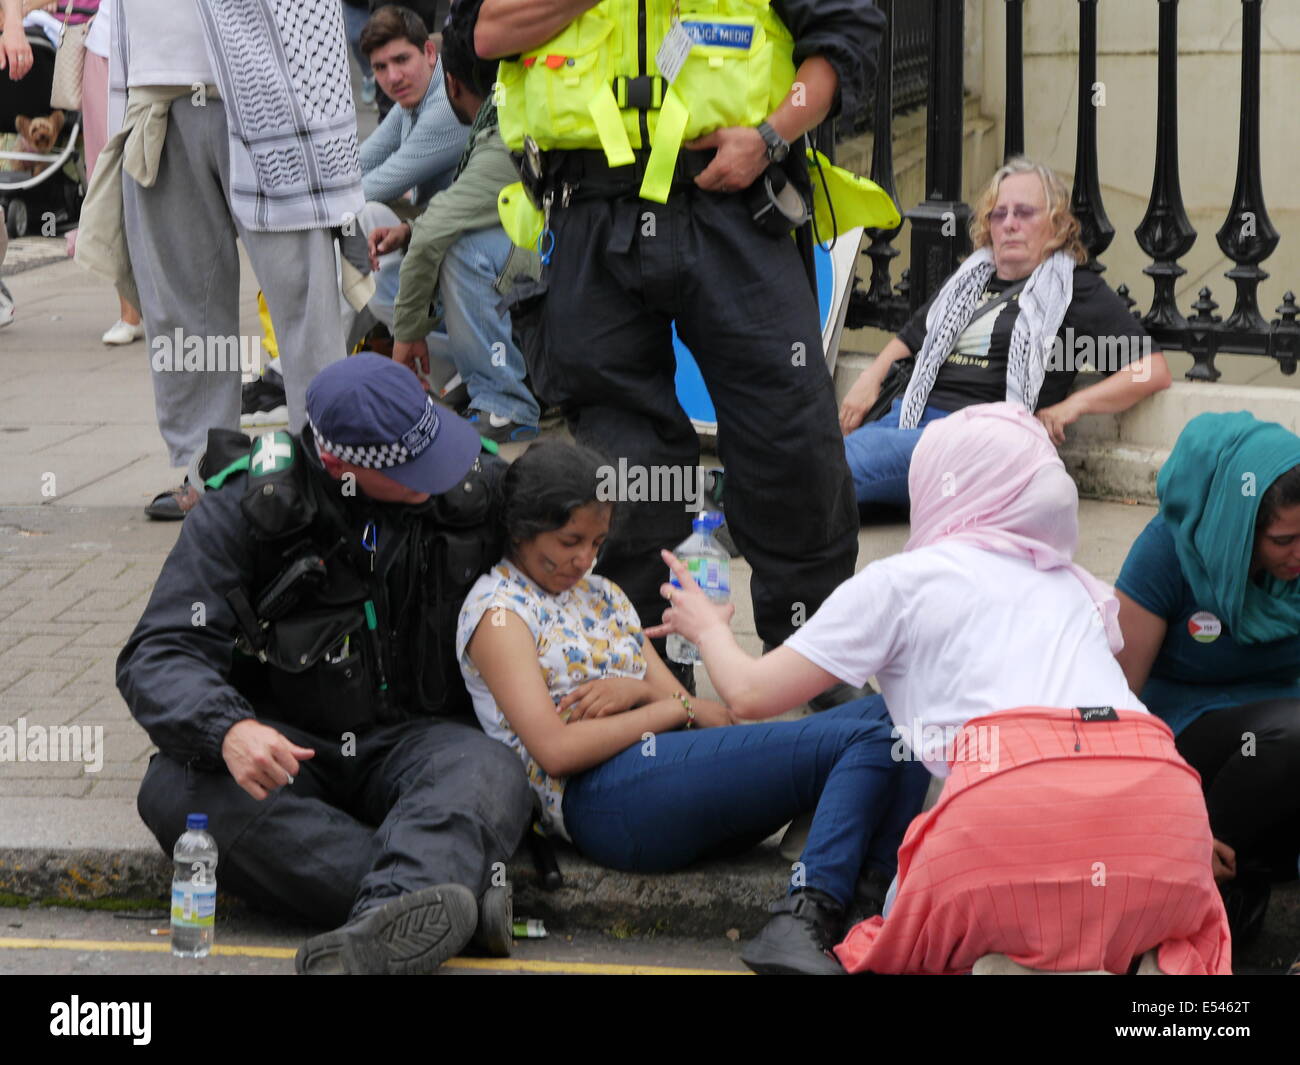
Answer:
[
  {"left": 442, "top": 957, "right": 744, "bottom": 976},
  {"left": 0, "top": 937, "right": 745, "bottom": 975},
  {"left": 0, "top": 937, "right": 293, "bottom": 959}
]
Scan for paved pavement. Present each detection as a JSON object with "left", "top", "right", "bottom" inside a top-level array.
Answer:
[{"left": 1, "top": 229, "right": 1296, "bottom": 971}]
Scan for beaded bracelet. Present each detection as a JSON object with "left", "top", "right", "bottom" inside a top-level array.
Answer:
[{"left": 673, "top": 690, "right": 696, "bottom": 729}]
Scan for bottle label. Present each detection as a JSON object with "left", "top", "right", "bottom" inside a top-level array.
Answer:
[
  {"left": 686, "top": 556, "right": 730, "bottom": 598},
  {"left": 171, "top": 882, "right": 217, "bottom": 928}
]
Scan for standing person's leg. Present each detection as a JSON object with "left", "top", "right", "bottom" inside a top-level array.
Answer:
[
  {"left": 80, "top": 50, "right": 143, "bottom": 342},
  {"left": 236, "top": 209, "right": 349, "bottom": 432},
  {"left": 440, "top": 227, "right": 539, "bottom": 433},
  {"left": 671, "top": 192, "right": 858, "bottom": 646},
  {"left": 123, "top": 99, "right": 242, "bottom": 470},
  {"left": 539, "top": 196, "right": 697, "bottom": 633},
  {"left": 0, "top": 209, "right": 11, "bottom": 327},
  {"left": 342, "top": 2, "right": 373, "bottom": 82}
]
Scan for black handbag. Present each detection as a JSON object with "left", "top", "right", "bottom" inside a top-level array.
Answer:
[{"left": 860, "top": 356, "right": 915, "bottom": 425}]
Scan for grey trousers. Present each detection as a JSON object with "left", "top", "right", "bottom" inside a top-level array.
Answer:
[{"left": 123, "top": 98, "right": 346, "bottom": 469}]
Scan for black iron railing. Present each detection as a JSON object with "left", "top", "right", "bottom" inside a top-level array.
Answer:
[
  {"left": 840, "top": 0, "right": 932, "bottom": 137},
  {"left": 847, "top": 0, "right": 1298, "bottom": 380}
]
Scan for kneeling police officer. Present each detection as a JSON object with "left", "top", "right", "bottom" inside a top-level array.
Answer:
[{"left": 118, "top": 353, "right": 533, "bottom": 974}]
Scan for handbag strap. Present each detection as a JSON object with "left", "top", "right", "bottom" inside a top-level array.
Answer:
[{"left": 965, "top": 277, "right": 1028, "bottom": 329}]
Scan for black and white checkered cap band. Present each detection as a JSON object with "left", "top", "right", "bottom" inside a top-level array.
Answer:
[{"left": 309, "top": 396, "right": 442, "bottom": 470}]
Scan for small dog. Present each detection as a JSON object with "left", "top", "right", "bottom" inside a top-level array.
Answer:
[{"left": 14, "top": 111, "right": 66, "bottom": 176}]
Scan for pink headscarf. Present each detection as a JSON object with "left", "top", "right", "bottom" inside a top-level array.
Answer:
[{"left": 905, "top": 402, "right": 1123, "bottom": 652}]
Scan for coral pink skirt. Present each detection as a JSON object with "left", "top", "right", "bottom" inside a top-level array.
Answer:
[{"left": 834, "top": 708, "right": 1231, "bottom": 975}]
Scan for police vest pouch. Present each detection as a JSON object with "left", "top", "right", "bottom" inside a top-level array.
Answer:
[
  {"left": 497, "top": 13, "right": 618, "bottom": 151},
  {"left": 498, "top": 182, "right": 546, "bottom": 250},
  {"left": 806, "top": 147, "right": 902, "bottom": 241},
  {"left": 240, "top": 431, "right": 318, "bottom": 541},
  {"left": 265, "top": 604, "right": 377, "bottom": 734},
  {"left": 747, "top": 162, "right": 810, "bottom": 236}
]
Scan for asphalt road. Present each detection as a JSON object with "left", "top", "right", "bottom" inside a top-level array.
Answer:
[{"left": 0, "top": 904, "right": 750, "bottom": 975}]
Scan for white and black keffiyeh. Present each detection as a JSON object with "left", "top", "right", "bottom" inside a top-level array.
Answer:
[
  {"left": 897, "top": 247, "right": 1076, "bottom": 428},
  {"left": 198, "top": 0, "right": 364, "bottom": 232}
]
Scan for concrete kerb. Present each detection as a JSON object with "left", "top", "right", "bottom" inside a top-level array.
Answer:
[
  {"left": 2, "top": 841, "right": 1297, "bottom": 969},
  {"left": 0, "top": 839, "right": 790, "bottom": 939}
]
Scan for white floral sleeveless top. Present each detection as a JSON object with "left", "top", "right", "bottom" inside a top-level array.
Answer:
[{"left": 456, "top": 559, "right": 647, "bottom": 839}]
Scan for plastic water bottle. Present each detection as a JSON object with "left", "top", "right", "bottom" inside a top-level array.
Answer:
[
  {"left": 171, "top": 813, "right": 217, "bottom": 958},
  {"left": 666, "top": 511, "right": 731, "bottom": 665}
]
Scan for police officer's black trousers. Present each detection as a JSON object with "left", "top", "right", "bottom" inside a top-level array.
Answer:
[
  {"left": 138, "top": 717, "right": 532, "bottom": 929},
  {"left": 527, "top": 183, "right": 859, "bottom": 643}
]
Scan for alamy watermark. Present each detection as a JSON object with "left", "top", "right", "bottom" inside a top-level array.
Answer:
[
  {"left": 1043, "top": 329, "right": 1153, "bottom": 377},
  {"left": 595, "top": 459, "right": 709, "bottom": 512},
  {"left": 150, "top": 329, "right": 266, "bottom": 375},
  {"left": 891, "top": 721, "right": 1000, "bottom": 773},
  {"left": 0, "top": 717, "right": 104, "bottom": 773}
]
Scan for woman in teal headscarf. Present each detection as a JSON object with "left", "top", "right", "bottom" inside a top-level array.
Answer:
[{"left": 1114, "top": 411, "right": 1300, "bottom": 954}]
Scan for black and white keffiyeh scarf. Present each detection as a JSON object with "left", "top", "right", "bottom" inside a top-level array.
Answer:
[
  {"left": 897, "top": 247, "right": 1076, "bottom": 428},
  {"left": 197, "top": 0, "right": 364, "bottom": 231}
]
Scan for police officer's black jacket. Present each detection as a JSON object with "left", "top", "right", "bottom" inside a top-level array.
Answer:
[{"left": 117, "top": 428, "right": 506, "bottom": 769}]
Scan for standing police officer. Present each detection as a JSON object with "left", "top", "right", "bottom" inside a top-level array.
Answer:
[
  {"left": 118, "top": 354, "right": 532, "bottom": 974},
  {"left": 474, "top": 0, "right": 885, "bottom": 672}
]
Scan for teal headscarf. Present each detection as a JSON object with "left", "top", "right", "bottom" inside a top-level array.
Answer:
[{"left": 1157, "top": 411, "right": 1300, "bottom": 644}]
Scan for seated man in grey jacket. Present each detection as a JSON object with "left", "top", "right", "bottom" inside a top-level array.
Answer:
[{"left": 370, "top": 4, "right": 540, "bottom": 445}]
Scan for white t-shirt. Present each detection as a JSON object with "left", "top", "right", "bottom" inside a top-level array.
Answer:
[
  {"left": 85, "top": 0, "right": 113, "bottom": 60},
  {"left": 785, "top": 542, "right": 1145, "bottom": 776},
  {"left": 122, "top": 0, "right": 214, "bottom": 87}
]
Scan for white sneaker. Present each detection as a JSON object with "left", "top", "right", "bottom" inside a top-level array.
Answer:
[
  {"left": 102, "top": 319, "right": 144, "bottom": 345},
  {"left": 0, "top": 281, "right": 13, "bottom": 328}
]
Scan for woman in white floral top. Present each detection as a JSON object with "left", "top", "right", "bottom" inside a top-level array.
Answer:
[{"left": 457, "top": 441, "right": 928, "bottom": 975}]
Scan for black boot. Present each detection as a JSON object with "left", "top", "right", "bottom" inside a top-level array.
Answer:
[
  {"left": 295, "top": 883, "right": 478, "bottom": 975},
  {"left": 472, "top": 881, "right": 513, "bottom": 958},
  {"left": 1219, "top": 869, "right": 1271, "bottom": 949},
  {"left": 741, "top": 888, "right": 847, "bottom": 975},
  {"left": 846, "top": 867, "right": 893, "bottom": 927}
]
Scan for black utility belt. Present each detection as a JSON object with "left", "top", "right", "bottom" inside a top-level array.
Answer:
[{"left": 549, "top": 148, "right": 715, "bottom": 200}]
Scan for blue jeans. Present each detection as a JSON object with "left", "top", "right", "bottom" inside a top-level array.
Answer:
[
  {"left": 342, "top": 3, "right": 372, "bottom": 79},
  {"left": 561, "top": 695, "right": 929, "bottom": 906},
  {"left": 843, "top": 397, "right": 953, "bottom": 506},
  {"left": 368, "top": 225, "right": 540, "bottom": 426},
  {"left": 425, "top": 228, "right": 540, "bottom": 427}
]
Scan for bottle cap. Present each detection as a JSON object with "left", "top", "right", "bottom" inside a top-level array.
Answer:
[
  {"left": 186, "top": 813, "right": 208, "bottom": 831},
  {"left": 692, "top": 510, "right": 725, "bottom": 533}
]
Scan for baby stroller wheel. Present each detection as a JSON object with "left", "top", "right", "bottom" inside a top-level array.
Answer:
[
  {"left": 63, "top": 180, "right": 83, "bottom": 226},
  {"left": 4, "top": 198, "right": 28, "bottom": 239}
]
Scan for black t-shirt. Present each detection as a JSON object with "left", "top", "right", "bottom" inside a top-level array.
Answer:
[{"left": 896, "top": 266, "right": 1159, "bottom": 413}]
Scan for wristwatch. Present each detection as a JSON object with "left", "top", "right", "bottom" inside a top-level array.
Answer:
[{"left": 757, "top": 121, "right": 789, "bottom": 164}]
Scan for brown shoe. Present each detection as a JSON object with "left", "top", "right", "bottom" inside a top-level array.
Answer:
[{"left": 145, "top": 480, "right": 201, "bottom": 521}]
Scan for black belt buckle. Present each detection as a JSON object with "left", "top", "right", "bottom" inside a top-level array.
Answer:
[{"left": 613, "top": 75, "right": 664, "bottom": 111}]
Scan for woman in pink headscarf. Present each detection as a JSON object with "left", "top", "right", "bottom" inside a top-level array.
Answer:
[{"left": 654, "top": 402, "right": 1230, "bottom": 975}]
